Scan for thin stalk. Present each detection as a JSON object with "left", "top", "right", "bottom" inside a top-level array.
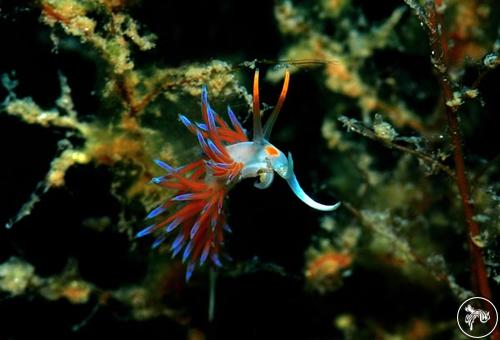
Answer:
[
  {"left": 428, "top": 0, "right": 492, "bottom": 303},
  {"left": 208, "top": 268, "right": 217, "bottom": 322},
  {"left": 403, "top": 4, "right": 496, "bottom": 337}
]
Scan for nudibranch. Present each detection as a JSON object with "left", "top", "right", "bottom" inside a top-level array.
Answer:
[{"left": 137, "top": 69, "right": 340, "bottom": 280}]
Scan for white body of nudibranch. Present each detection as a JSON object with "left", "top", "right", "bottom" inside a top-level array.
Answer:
[{"left": 226, "top": 140, "right": 340, "bottom": 211}]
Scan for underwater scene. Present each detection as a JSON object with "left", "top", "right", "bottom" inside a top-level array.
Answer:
[{"left": 0, "top": 0, "right": 499, "bottom": 339}]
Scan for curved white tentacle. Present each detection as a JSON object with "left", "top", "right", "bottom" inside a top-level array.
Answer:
[
  {"left": 284, "top": 153, "right": 340, "bottom": 211},
  {"left": 286, "top": 174, "right": 340, "bottom": 211}
]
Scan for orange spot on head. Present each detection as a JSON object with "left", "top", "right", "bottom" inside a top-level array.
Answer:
[{"left": 265, "top": 145, "right": 279, "bottom": 157}]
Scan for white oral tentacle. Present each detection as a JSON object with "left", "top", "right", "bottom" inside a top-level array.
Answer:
[
  {"left": 285, "top": 153, "right": 340, "bottom": 211},
  {"left": 286, "top": 174, "right": 341, "bottom": 211}
]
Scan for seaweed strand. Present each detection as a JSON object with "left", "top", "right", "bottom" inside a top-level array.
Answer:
[{"left": 404, "top": 2, "right": 496, "bottom": 334}]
